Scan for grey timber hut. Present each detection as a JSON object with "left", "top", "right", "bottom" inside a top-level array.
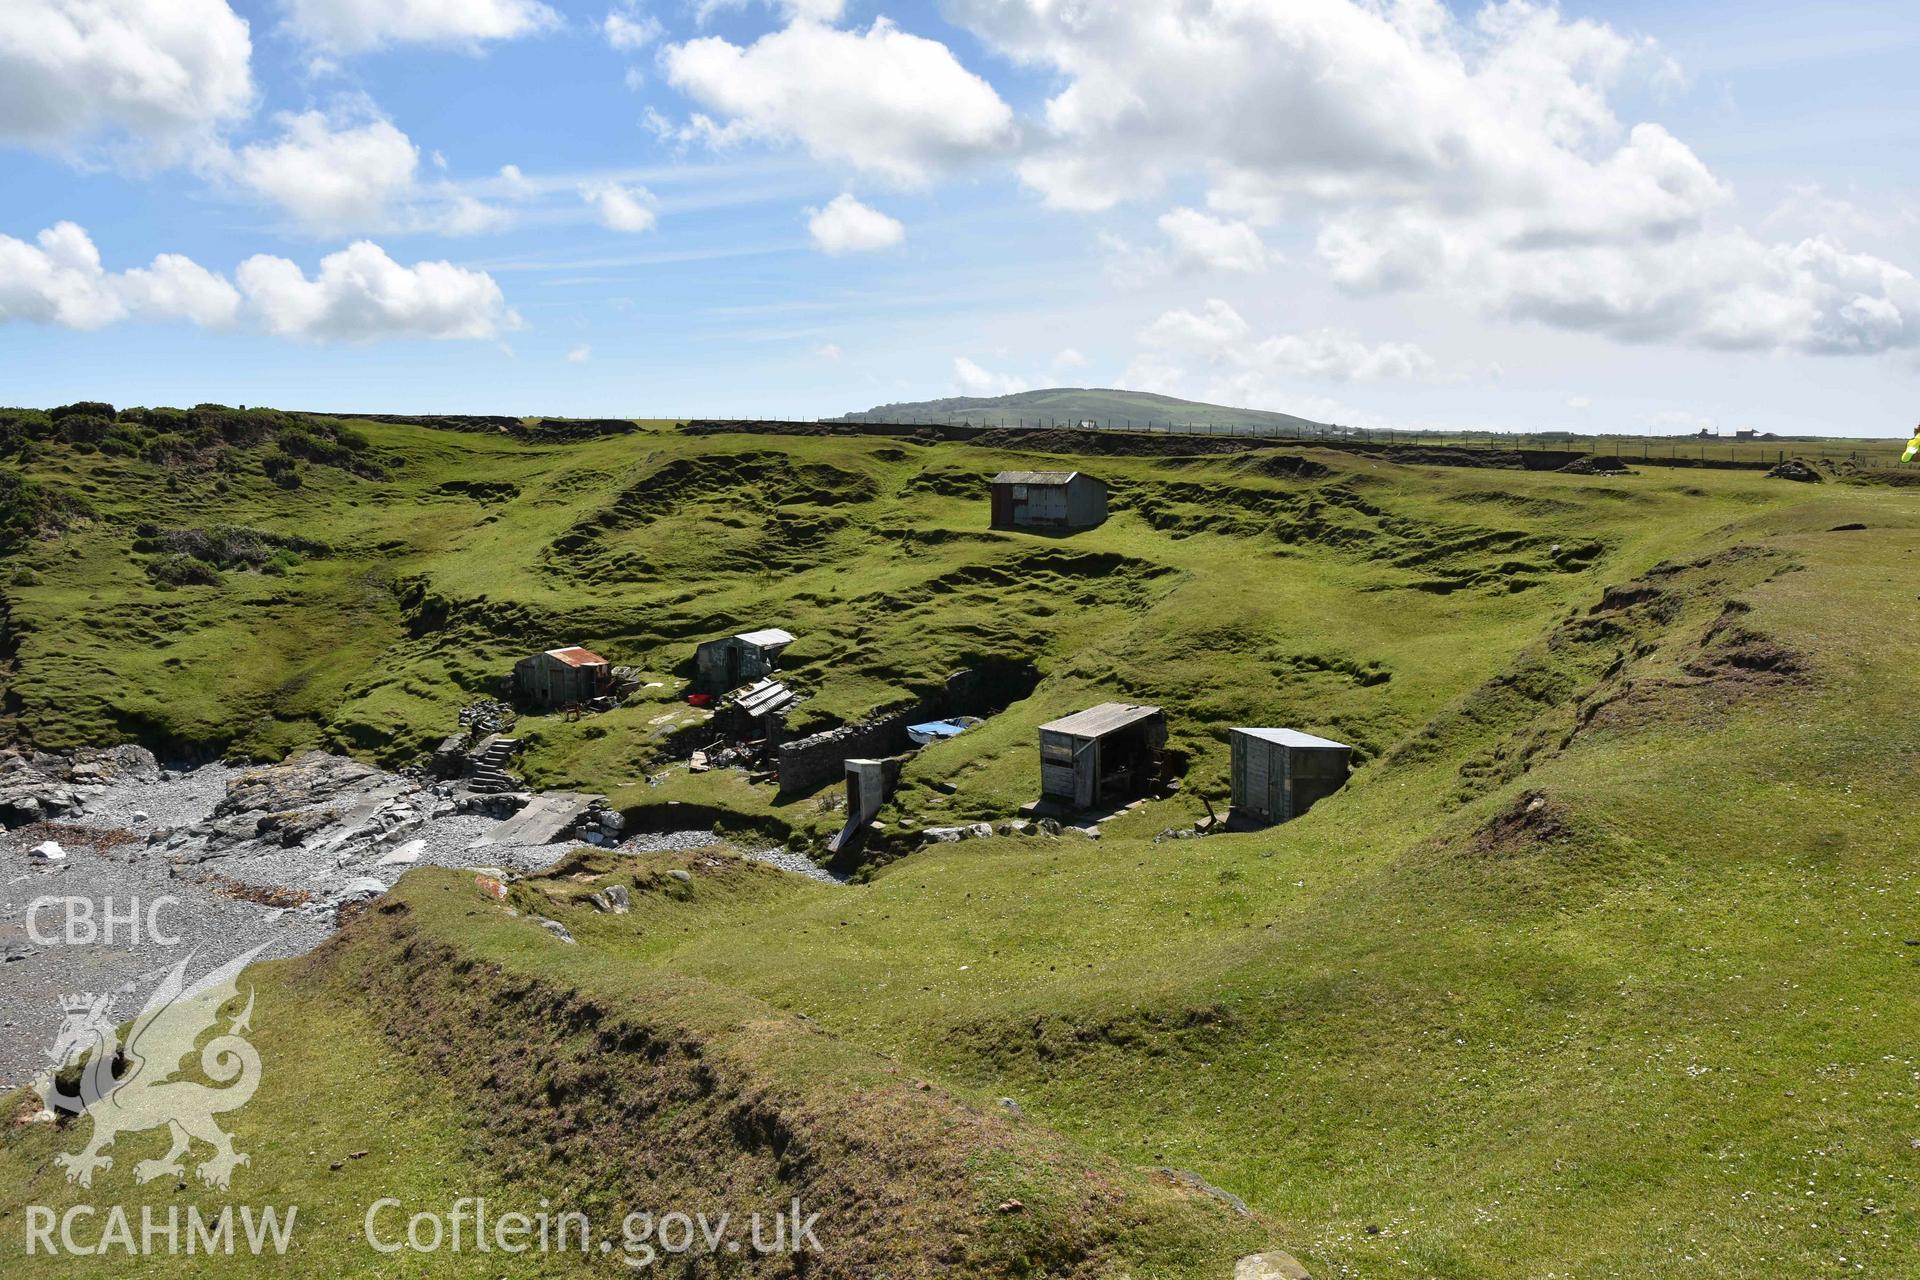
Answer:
[
  {"left": 1229, "top": 728, "right": 1352, "bottom": 825},
  {"left": 990, "top": 470, "right": 1108, "bottom": 532},
  {"left": 695, "top": 628, "right": 795, "bottom": 692}
]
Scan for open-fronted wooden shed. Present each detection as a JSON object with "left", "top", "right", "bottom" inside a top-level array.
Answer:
[{"left": 1038, "top": 702, "right": 1166, "bottom": 809}]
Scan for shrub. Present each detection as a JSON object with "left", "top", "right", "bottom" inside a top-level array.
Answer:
[
  {"left": 57, "top": 414, "right": 112, "bottom": 446},
  {"left": 143, "top": 433, "right": 201, "bottom": 465},
  {"left": 146, "top": 554, "right": 221, "bottom": 587},
  {"left": 49, "top": 401, "right": 114, "bottom": 421},
  {"left": 0, "top": 468, "right": 92, "bottom": 549}
]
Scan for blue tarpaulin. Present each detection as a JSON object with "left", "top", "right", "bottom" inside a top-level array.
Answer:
[{"left": 907, "top": 719, "right": 969, "bottom": 744}]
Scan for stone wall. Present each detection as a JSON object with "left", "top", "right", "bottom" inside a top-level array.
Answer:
[
  {"left": 776, "top": 707, "right": 918, "bottom": 796},
  {"left": 773, "top": 664, "right": 1039, "bottom": 797}
]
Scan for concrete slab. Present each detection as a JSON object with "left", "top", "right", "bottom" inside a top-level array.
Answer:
[{"left": 481, "top": 791, "right": 600, "bottom": 847}]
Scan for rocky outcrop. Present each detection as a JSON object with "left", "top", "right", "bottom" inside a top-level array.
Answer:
[{"left": 0, "top": 744, "right": 159, "bottom": 827}]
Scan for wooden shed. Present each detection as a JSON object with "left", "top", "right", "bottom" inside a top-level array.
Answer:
[
  {"left": 1038, "top": 702, "right": 1166, "bottom": 809},
  {"left": 1229, "top": 728, "right": 1352, "bottom": 825},
  {"left": 990, "top": 470, "right": 1108, "bottom": 532},
  {"left": 513, "top": 646, "right": 613, "bottom": 711},
  {"left": 695, "top": 628, "right": 795, "bottom": 692}
]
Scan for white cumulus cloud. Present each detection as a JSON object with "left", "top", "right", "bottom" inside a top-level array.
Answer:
[
  {"left": 280, "top": 0, "right": 559, "bottom": 52},
  {"left": 581, "top": 181, "right": 658, "bottom": 233},
  {"left": 0, "top": 0, "right": 254, "bottom": 157},
  {"left": 233, "top": 110, "right": 419, "bottom": 234},
  {"left": 0, "top": 223, "right": 240, "bottom": 330},
  {"left": 662, "top": 18, "right": 1015, "bottom": 183},
  {"left": 1141, "top": 299, "right": 1437, "bottom": 383},
  {"left": 944, "top": 0, "right": 1920, "bottom": 358},
  {"left": 806, "top": 194, "right": 905, "bottom": 255},
  {"left": 236, "top": 241, "right": 520, "bottom": 341},
  {"left": 566, "top": 344, "right": 591, "bottom": 363},
  {"left": 953, "top": 356, "right": 1029, "bottom": 397},
  {"left": 603, "top": 2, "right": 661, "bottom": 51},
  {"left": 0, "top": 221, "right": 519, "bottom": 342},
  {"left": 1157, "top": 207, "right": 1273, "bottom": 274},
  {"left": 697, "top": 0, "right": 846, "bottom": 22}
]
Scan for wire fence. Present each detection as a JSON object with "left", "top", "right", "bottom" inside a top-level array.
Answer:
[{"left": 674, "top": 415, "right": 1913, "bottom": 473}]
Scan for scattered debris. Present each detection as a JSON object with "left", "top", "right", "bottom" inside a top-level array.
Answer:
[
  {"left": 205, "top": 875, "right": 312, "bottom": 910},
  {"left": 1766, "top": 458, "right": 1824, "bottom": 483},
  {"left": 1471, "top": 792, "right": 1573, "bottom": 855},
  {"left": 1557, "top": 455, "right": 1634, "bottom": 475},
  {"left": 28, "top": 840, "right": 66, "bottom": 863}
]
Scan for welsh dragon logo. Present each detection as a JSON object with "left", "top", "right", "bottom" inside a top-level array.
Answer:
[{"left": 35, "top": 944, "right": 268, "bottom": 1190}]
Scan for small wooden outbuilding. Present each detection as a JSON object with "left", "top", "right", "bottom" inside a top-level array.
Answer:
[
  {"left": 1229, "top": 728, "right": 1351, "bottom": 825},
  {"left": 990, "top": 470, "right": 1108, "bottom": 532},
  {"left": 513, "top": 646, "right": 613, "bottom": 711},
  {"left": 695, "top": 628, "right": 795, "bottom": 692},
  {"left": 1038, "top": 702, "right": 1166, "bottom": 809}
]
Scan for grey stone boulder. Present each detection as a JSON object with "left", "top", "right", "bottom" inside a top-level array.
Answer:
[
  {"left": 1234, "top": 1252, "right": 1312, "bottom": 1280},
  {"left": 535, "top": 917, "right": 576, "bottom": 944},
  {"left": 336, "top": 876, "right": 388, "bottom": 903},
  {"left": 588, "top": 884, "right": 632, "bottom": 914}
]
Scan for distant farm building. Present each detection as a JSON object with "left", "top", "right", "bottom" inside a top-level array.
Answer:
[
  {"left": 514, "top": 646, "right": 613, "bottom": 711},
  {"left": 990, "top": 470, "right": 1108, "bottom": 533},
  {"left": 1229, "top": 728, "right": 1352, "bottom": 826},
  {"left": 1038, "top": 703, "right": 1167, "bottom": 809},
  {"left": 696, "top": 628, "right": 795, "bottom": 692}
]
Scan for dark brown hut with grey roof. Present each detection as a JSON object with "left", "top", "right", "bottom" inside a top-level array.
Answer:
[
  {"left": 990, "top": 469, "right": 1107, "bottom": 532},
  {"left": 513, "top": 646, "right": 613, "bottom": 710}
]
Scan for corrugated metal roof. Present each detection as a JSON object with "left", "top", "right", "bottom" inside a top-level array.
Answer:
[
  {"left": 735, "top": 627, "right": 795, "bottom": 649},
  {"left": 1039, "top": 702, "right": 1163, "bottom": 738},
  {"left": 545, "top": 646, "right": 609, "bottom": 667},
  {"left": 1234, "top": 727, "right": 1351, "bottom": 751},
  {"left": 993, "top": 470, "right": 1080, "bottom": 486},
  {"left": 732, "top": 678, "right": 798, "bottom": 717}
]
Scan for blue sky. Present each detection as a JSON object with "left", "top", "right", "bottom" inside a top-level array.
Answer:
[{"left": 2, "top": 0, "right": 1918, "bottom": 436}]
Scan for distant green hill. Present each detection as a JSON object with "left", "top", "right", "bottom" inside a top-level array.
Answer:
[{"left": 839, "top": 386, "right": 1335, "bottom": 433}]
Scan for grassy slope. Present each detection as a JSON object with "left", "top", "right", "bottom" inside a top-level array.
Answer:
[{"left": 3, "top": 421, "right": 1915, "bottom": 1276}]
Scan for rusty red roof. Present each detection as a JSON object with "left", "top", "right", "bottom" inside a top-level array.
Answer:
[{"left": 545, "top": 646, "right": 609, "bottom": 667}]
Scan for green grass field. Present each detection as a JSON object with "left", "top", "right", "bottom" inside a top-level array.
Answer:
[{"left": 2, "top": 415, "right": 1915, "bottom": 1276}]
